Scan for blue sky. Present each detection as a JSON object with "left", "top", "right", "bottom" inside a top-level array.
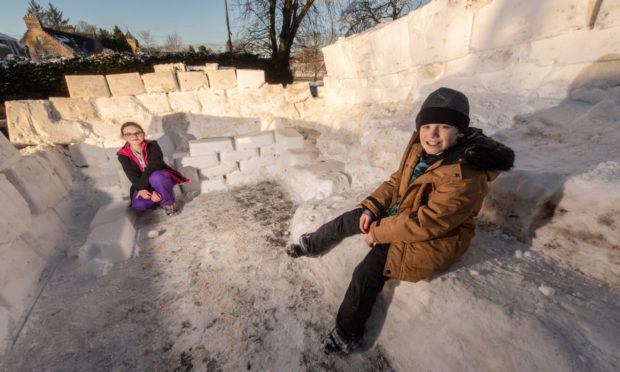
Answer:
[{"left": 0, "top": 0, "right": 241, "bottom": 50}]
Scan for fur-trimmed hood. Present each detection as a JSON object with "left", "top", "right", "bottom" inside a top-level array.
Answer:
[{"left": 440, "top": 127, "right": 515, "bottom": 172}]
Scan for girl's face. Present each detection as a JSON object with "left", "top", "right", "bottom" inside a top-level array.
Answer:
[
  {"left": 122, "top": 125, "right": 145, "bottom": 146},
  {"left": 419, "top": 123, "right": 462, "bottom": 155}
]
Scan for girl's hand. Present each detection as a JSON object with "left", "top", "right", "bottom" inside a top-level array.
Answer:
[
  {"left": 151, "top": 191, "right": 162, "bottom": 203},
  {"left": 136, "top": 189, "right": 152, "bottom": 200}
]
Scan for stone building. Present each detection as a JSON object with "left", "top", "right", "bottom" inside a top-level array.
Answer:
[{"left": 20, "top": 15, "right": 102, "bottom": 59}]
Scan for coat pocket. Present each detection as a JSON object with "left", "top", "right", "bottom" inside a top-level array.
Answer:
[{"left": 400, "top": 234, "right": 461, "bottom": 282}]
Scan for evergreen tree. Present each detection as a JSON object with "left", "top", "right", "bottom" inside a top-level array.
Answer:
[
  {"left": 26, "top": 0, "right": 44, "bottom": 19},
  {"left": 197, "top": 45, "right": 208, "bottom": 54},
  {"left": 43, "top": 2, "right": 70, "bottom": 27},
  {"left": 188, "top": 45, "right": 195, "bottom": 53},
  {"left": 97, "top": 26, "right": 132, "bottom": 52}
]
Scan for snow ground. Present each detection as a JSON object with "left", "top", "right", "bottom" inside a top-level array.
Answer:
[
  {"left": 1, "top": 182, "right": 393, "bottom": 372},
  {"left": 2, "top": 73, "right": 619, "bottom": 371}
]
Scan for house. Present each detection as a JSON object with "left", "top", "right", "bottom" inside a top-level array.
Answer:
[
  {"left": 0, "top": 32, "right": 28, "bottom": 59},
  {"left": 125, "top": 31, "right": 141, "bottom": 54},
  {"left": 20, "top": 15, "right": 103, "bottom": 59}
]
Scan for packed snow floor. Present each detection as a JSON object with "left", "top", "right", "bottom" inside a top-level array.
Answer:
[{"left": 2, "top": 182, "right": 393, "bottom": 372}]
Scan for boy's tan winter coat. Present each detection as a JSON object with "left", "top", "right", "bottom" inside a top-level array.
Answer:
[{"left": 361, "top": 129, "right": 513, "bottom": 283}]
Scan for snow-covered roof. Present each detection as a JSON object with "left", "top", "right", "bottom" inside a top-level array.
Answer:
[{"left": 0, "top": 32, "right": 18, "bottom": 41}]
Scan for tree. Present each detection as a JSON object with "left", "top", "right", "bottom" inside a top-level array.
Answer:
[
  {"left": 163, "top": 33, "right": 183, "bottom": 53},
  {"left": 138, "top": 31, "right": 157, "bottom": 54},
  {"left": 43, "top": 2, "right": 70, "bottom": 28},
  {"left": 236, "top": 0, "right": 321, "bottom": 83},
  {"left": 339, "top": 0, "right": 423, "bottom": 36},
  {"left": 197, "top": 45, "right": 209, "bottom": 54},
  {"left": 96, "top": 26, "right": 131, "bottom": 52},
  {"left": 75, "top": 20, "right": 97, "bottom": 35},
  {"left": 26, "top": 0, "right": 44, "bottom": 19}
]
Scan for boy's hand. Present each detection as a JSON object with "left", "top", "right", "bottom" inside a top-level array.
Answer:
[
  {"left": 359, "top": 209, "right": 375, "bottom": 234},
  {"left": 151, "top": 191, "right": 162, "bottom": 202},
  {"left": 136, "top": 189, "right": 152, "bottom": 200},
  {"left": 364, "top": 231, "right": 376, "bottom": 247}
]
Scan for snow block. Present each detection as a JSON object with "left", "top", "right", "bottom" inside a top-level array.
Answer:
[
  {"left": 178, "top": 154, "right": 219, "bottom": 169},
  {"left": 225, "top": 170, "right": 266, "bottom": 187},
  {"left": 91, "top": 172, "right": 124, "bottom": 201},
  {"left": 596, "top": 0, "right": 620, "bottom": 29},
  {"left": 0, "top": 307, "right": 13, "bottom": 354},
  {"left": 33, "top": 148, "right": 72, "bottom": 190},
  {"left": 65, "top": 75, "right": 111, "bottom": 98},
  {"left": 21, "top": 209, "right": 66, "bottom": 260},
  {"left": 236, "top": 69, "right": 266, "bottom": 88},
  {"left": 285, "top": 82, "right": 312, "bottom": 103},
  {"left": 68, "top": 143, "right": 109, "bottom": 167},
  {"left": 90, "top": 201, "right": 136, "bottom": 228},
  {"left": 49, "top": 97, "right": 98, "bottom": 122},
  {"left": 200, "top": 176, "right": 227, "bottom": 193},
  {"left": 168, "top": 91, "right": 203, "bottom": 113},
  {"left": 260, "top": 145, "right": 280, "bottom": 161},
  {"left": 189, "top": 137, "right": 234, "bottom": 156},
  {"left": 369, "top": 18, "right": 411, "bottom": 76},
  {"left": 220, "top": 148, "right": 259, "bottom": 162},
  {"left": 135, "top": 93, "right": 172, "bottom": 115},
  {"left": 206, "top": 69, "right": 237, "bottom": 89},
  {"left": 528, "top": 27, "right": 620, "bottom": 66},
  {"left": 0, "top": 238, "right": 46, "bottom": 320},
  {"left": 142, "top": 71, "right": 180, "bottom": 93},
  {"left": 0, "top": 132, "right": 21, "bottom": 171},
  {"left": 79, "top": 210, "right": 136, "bottom": 264},
  {"left": 471, "top": 0, "right": 589, "bottom": 51},
  {"left": 205, "top": 63, "right": 219, "bottom": 70},
  {"left": 3, "top": 156, "right": 67, "bottom": 214},
  {"left": 280, "top": 148, "right": 319, "bottom": 167},
  {"left": 234, "top": 131, "right": 274, "bottom": 150},
  {"left": 238, "top": 157, "right": 263, "bottom": 172},
  {"left": 94, "top": 96, "right": 151, "bottom": 120},
  {"left": 275, "top": 128, "right": 304, "bottom": 150},
  {"left": 106, "top": 73, "right": 146, "bottom": 96},
  {"left": 0, "top": 174, "right": 31, "bottom": 245},
  {"left": 282, "top": 161, "right": 350, "bottom": 201},
  {"left": 153, "top": 63, "right": 186, "bottom": 72},
  {"left": 5, "top": 100, "right": 89, "bottom": 146},
  {"left": 480, "top": 169, "right": 564, "bottom": 239},
  {"left": 177, "top": 71, "right": 210, "bottom": 91},
  {"left": 199, "top": 162, "right": 237, "bottom": 178}
]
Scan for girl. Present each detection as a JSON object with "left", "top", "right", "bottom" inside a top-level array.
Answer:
[{"left": 117, "top": 122, "right": 188, "bottom": 216}]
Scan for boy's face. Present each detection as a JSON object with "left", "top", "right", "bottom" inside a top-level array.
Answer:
[{"left": 419, "top": 123, "right": 462, "bottom": 155}]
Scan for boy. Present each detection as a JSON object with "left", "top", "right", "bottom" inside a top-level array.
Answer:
[{"left": 287, "top": 87, "right": 515, "bottom": 354}]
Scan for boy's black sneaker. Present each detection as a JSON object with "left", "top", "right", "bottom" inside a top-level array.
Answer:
[
  {"left": 322, "top": 327, "right": 358, "bottom": 355},
  {"left": 286, "top": 233, "right": 311, "bottom": 258}
]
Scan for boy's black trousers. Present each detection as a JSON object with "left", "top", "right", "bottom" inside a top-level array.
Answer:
[{"left": 304, "top": 208, "right": 390, "bottom": 341}]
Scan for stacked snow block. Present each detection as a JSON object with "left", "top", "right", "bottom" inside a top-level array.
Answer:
[
  {"left": 0, "top": 134, "right": 75, "bottom": 352},
  {"left": 68, "top": 143, "right": 125, "bottom": 200},
  {"left": 79, "top": 201, "right": 137, "bottom": 264},
  {"left": 181, "top": 128, "right": 322, "bottom": 194}
]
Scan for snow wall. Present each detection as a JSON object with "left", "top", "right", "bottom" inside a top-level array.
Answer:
[
  {"left": 322, "top": 0, "right": 620, "bottom": 104},
  {"left": 2, "top": 0, "right": 620, "bottom": 369}
]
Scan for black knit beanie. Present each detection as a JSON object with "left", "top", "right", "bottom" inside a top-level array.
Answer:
[{"left": 415, "top": 87, "right": 470, "bottom": 132}]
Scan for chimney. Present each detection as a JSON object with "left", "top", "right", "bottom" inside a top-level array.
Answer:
[
  {"left": 57, "top": 25, "right": 76, "bottom": 33},
  {"left": 23, "top": 15, "right": 42, "bottom": 30}
]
